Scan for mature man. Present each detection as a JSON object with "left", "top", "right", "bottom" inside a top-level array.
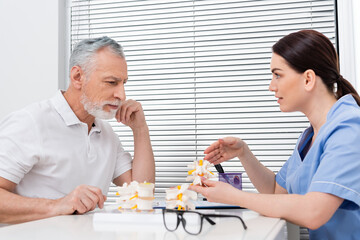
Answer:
[{"left": 0, "top": 37, "right": 155, "bottom": 223}]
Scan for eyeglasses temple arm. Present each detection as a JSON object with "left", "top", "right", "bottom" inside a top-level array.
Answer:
[
  {"left": 204, "top": 216, "right": 216, "bottom": 225},
  {"left": 204, "top": 214, "right": 247, "bottom": 230}
]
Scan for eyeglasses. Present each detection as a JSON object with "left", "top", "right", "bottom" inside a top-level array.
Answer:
[{"left": 162, "top": 209, "right": 247, "bottom": 235}]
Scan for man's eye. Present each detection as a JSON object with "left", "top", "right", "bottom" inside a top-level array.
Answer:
[{"left": 107, "top": 81, "right": 117, "bottom": 85}]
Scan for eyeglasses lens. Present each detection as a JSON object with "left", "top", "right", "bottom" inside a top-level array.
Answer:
[
  {"left": 163, "top": 211, "right": 178, "bottom": 231},
  {"left": 182, "top": 212, "right": 202, "bottom": 235}
]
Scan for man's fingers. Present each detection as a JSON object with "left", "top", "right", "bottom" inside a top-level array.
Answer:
[
  {"left": 80, "top": 196, "right": 95, "bottom": 212},
  {"left": 118, "top": 101, "right": 135, "bottom": 123},
  {"left": 101, "top": 194, "right": 107, "bottom": 208},
  {"left": 95, "top": 193, "right": 106, "bottom": 209},
  {"left": 55, "top": 185, "right": 105, "bottom": 215},
  {"left": 86, "top": 186, "right": 106, "bottom": 209},
  {"left": 85, "top": 190, "right": 101, "bottom": 209},
  {"left": 125, "top": 105, "right": 137, "bottom": 122},
  {"left": 119, "top": 105, "right": 126, "bottom": 122},
  {"left": 115, "top": 109, "right": 121, "bottom": 122},
  {"left": 72, "top": 185, "right": 105, "bottom": 213},
  {"left": 75, "top": 195, "right": 100, "bottom": 213},
  {"left": 115, "top": 99, "right": 146, "bottom": 129},
  {"left": 73, "top": 199, "right": 88, "bottom": 214}
]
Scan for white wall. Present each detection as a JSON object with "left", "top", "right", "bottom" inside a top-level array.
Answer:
[
  {"left": 336, "top": 0, "right": 360, "bottom": 91},
  {"left": 0, "top": 0, "right": 68, "bottom": 119},
  {"left": 352, "top": 0, "right": 360, "bottom": 91}
]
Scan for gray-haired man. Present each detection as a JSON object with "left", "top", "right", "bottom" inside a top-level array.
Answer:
[{"left": 0, "top": 37, "right": 155, "bottom": 223}]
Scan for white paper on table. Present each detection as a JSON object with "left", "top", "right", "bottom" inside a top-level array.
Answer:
[{"left": 92, "top": 210, "right": 166, "bottom": 232}]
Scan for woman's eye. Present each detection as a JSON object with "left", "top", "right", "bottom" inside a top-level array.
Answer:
[{"left": 274, "top": 73, "right": 280, "bottom": 79}]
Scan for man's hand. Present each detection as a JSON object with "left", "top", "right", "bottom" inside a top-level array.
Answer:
[
  {"left": 53, "top": 185, "right": 106, "bottom": 215},
  {"left": 115, "top": 99, "right": 147, "bottom": 130}
]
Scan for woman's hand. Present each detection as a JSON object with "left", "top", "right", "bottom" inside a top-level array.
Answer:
[
  {"left": 189, "top": 179, "right": 241, "bottom": 206},
  {"left": 204, "top": 137, "right": 246, "bottom": 165}
]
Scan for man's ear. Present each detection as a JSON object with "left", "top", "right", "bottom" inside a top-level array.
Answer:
[
  {"left": 69, "top": 66, "right": 85, "bottom": 90},
  {"left": 303, "top": 69, "right": 316, "bottom": 92}
]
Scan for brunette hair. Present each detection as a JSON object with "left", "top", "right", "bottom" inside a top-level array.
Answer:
[{"left": 272, "top": 29, "right": 360, "bottom": 106}]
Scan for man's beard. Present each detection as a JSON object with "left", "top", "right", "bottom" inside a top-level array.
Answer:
[{"left": 81, "top": 93, "right": 121, "bottom": 120}]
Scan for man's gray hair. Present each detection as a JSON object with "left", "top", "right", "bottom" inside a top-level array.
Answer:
[{"left": 69, "top": 36, "right": 125, "bottom": 77}]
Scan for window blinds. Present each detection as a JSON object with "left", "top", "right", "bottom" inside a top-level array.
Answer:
[{"left": 70, "top": 0, "right": 337, "bottom": 201}]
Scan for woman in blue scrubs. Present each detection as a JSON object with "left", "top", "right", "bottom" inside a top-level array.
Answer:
[{"left": 190, "top": 30, "right": 360, "bottom": 239}]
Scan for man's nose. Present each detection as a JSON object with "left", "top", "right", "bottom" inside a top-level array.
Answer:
[{"left": 114, "top": 84, "right": 126, "bottom": 101}]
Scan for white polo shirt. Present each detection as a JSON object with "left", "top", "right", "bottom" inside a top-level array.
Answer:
[{"left": 0, "top": 91, "right": 132, "bottom": 199}]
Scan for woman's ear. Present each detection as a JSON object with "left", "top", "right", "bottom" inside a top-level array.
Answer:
[
  {"left": 69, "top": 66, "right": 85, "bottom": 90},
  {"left": 303, "top": 69, "right": 316, "bottom": 92}
]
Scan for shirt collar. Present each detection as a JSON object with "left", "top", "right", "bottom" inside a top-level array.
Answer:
[
  {"left": 51, "top": 90, "right": 102, "bottom": 133},
  {"left": 327, "top": 94, "right": 357, "bottom": 120},
  {"left": 51, "top": 90, "right": 81, "bottom": 126}
]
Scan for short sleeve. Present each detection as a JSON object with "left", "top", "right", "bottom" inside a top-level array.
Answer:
[
  {"left": 308, "top": 119, "right": 360, "bottom": 209},
  {"left": 112, "top": 139, "right": 132, "bottom": 180},
  {"left": 0, "top": 110, "right": 41, "bottom": 184}
]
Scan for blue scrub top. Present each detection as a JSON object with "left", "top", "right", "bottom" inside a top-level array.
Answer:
[{"left": 276, "top": 94, "right": 360, "bottom": 239}]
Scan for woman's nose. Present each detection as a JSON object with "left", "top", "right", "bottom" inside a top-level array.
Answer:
[{"left": 269, "top": 78, "right": 277, "bottom": 92}]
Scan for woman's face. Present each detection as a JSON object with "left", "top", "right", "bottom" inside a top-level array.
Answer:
[{"left": 269, "top": 53, "right": 306, "bottom": 112}]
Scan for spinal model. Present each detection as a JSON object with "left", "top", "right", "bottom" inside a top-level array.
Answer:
[
  {"left": 165, "top": 184, "right": 197, "bottom": 210},
  {"left": 116, "top": 181, "right": 155, "bottom": 211},
  {"left": 186, "top": 159, "right": 215, "bottom": 185}
]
